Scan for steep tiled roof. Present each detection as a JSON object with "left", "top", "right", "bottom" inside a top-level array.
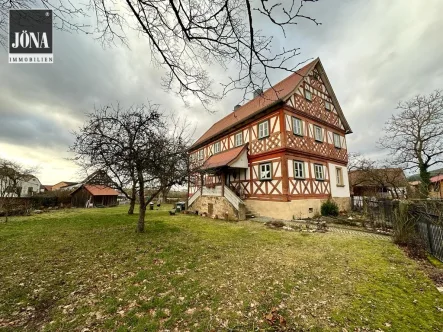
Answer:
[
  {"left": 191, "top": 59, "right": 318, "bottom": 149},
  {"left": 202, "top": 145, "right": 247, "bottom": 170},
  {"left": 191, "top": 57, "right": 352, "bottom": 150}
]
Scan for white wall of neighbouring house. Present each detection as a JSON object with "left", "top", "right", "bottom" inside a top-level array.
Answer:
[
  {"left": 328, "top": 162, "right": 350, "bottom": 198},
  {"left": 19, "top": 177, "right": 41, "bottom": 197}
]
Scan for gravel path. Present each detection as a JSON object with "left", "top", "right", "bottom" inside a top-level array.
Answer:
[
  {"left": 328, "top": 226, "right": 391, "bottom": 240},
  {"left": 249, "top": 216, "right": 391, "bottom": 241}
]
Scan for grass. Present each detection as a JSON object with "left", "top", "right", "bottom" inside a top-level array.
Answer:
[{"left": 0, "top": 206, "right": 441, "bottom": 331}]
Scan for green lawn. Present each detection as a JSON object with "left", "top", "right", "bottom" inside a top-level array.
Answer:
[{"left": 0, "top": 206, "right": 441, "bottom": 331}]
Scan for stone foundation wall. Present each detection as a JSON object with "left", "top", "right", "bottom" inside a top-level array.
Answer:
[
  {"left": 244, "top": 196, "right": 351, "bottom": 220},
  {"left": 189, "top": 195, "right": 246, "bottom": 221},
  {"left": 332, "top": 197, "right": 351, "bottom": 213}
]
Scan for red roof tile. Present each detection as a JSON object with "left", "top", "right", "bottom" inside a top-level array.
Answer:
[
  {"left": 431, "top": 174, "right": 443, "bottom": 183},
  {"left": 202, "top": 145, "right": 247, "bottom": 169},
  {"left": 73, "top": 185, "right": 119, "bottom": 196},
  {"left": 192, "top": 59, "right": 318, "bottom": 149}
]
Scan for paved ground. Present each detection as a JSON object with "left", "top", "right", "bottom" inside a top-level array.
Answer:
[{"left": 328, "top": 226, "right": 391, "bottom": 240}]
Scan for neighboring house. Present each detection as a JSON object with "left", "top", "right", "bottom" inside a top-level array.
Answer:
[
  {"left": 52, "top": 181, "right": 79, "bottom": 191},
  {"left": 17, "top": 175, "right": 41, "bottom": 197},
  {"left": 54, "top": 171, "right": 114, "bottom": 192},
  {"left": 187, "top": 57, "right": 352, "bottom": 220},
  {"left": 349, "top": 168, "right": 407, "bottom": 199},
  {"left": 20, "top": 176, "right": 42, "bottom": 197},
  {"left": 40, "top": 185, "right": 53, "bottom": 192},
  {"left": 70, "top": 184, "right": 118, "bottom": 208},
  {"left": 429, "top": 175, "right": 443, "bottom": 199},
  {"left": 1, "top": 175, "right": 42, "bottom": 197}
]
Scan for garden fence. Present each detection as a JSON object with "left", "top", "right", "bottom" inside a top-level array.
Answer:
[{"left": 351, "top": 196, "right": 443, "bottom": 262}]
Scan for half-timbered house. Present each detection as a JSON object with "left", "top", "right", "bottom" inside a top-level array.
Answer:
[{"left": 188, "top": 58, "right": 352, "bottom": 220}]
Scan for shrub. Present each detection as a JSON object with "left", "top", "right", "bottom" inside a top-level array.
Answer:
[
  {"left": 321, "top": 200, "right": 339, "bottom": 217},
  {"left": 392, "top": 202, "right": 426, "bottom": 259}
]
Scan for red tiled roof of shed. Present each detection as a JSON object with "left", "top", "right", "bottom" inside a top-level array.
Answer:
[
  {"left": 71, "top": 184, "right": 118, "bottom": 196},
  {"left": 431, "top": 174, "right": 443, "bottom": 183}
]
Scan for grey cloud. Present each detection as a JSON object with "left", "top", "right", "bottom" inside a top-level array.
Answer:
[{"left": 1, "top": 0, "right": 443, "bottom": 183}]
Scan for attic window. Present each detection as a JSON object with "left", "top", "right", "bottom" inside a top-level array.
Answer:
[
  {"left": 312, "top": 71, "right": 320, "bottom": 81},
  {"left": 325, "top": 101, "right": 331, "bottom": 111},
  {"left": 304, "top": 88, "right": 312, "bottom": 101}
]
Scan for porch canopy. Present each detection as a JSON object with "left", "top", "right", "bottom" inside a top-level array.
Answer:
[{"left": 202, "top": 145, "right": 248, "bottom": 171}]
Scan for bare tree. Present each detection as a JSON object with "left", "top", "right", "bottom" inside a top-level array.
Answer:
[
  {"left": 0, "top": 159, "right": 36, "bottom": 198},
  {"left": 70, "top": 103, "right": 157, "bottom": 214},
  {"left": 0, "top": 159, "right": 36, "bottom": 221},
  {"left": 1, "top": 0, "right": 320, "bottom": 107},
  {"left": 348, "top": 154, "right": 407, "bottom": 199},
  {"left": 379, "top": 91, "right": 443, "bottom": 198},
  {"left": 70, "top": 102, "right": 192, "bottom": 232}
]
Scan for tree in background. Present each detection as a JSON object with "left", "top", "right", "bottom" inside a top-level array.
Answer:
[
  {"left": 0, "top": 159, "right": 36, "bottom": 198},
  {"left": 379, "top": 91, "right": 443, "bottom": 198},
  {"left": 0, "top": 159, "right": 36, "bottom": 221},
  {"left": 71, "top": 102, "right": 192, "bottom": 232},
  {"left": 348, "top": 153, "right": 407, "bottom": 199},
  {"left": 0, "top": 0, "right": 320, "bottom": 106}
]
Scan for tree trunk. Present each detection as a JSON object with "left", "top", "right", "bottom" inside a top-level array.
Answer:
[
  {"left": 136, "top": 176, "right": 145, "bottom": 233},
  {"left": 128, "top": 199, "right": 135, "bottom": 214},
  {"left": 419, "top": 164, "right": 430, "bottom": 198},
  {"left": 137, "top": 202, "right": 146, "bottom": 232},
  {"left": 128, "top": 199, "right": 135, "bottom": 215},
  {"left": 128, "top": 184, "right": 137, "bottom": 215}
]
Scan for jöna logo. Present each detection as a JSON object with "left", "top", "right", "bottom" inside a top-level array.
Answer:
[
  {"left": 11, "top": 30, "right": 50, "bottom": 49},
  {"left": 8, "top": 10, "right": 53, "bottom": 64}
]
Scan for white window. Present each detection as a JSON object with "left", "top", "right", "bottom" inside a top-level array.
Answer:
[
  {"left": 259, "top": 163, "right": 272, "bottom": 180},
  {"left": 214, "top": 141, "right": 221, "bottom": 154},
  {"left": 235, "top": 132, "right": 243, "bottom": 147},
  {"left": 258, "top": 121, "right": 269, "bottom": 139},
  {"left": 314, "top": 125, "right": 323, "bottom": 142},
  {"left": 294, "top": 161, "right": 305, "bottom": 179},
  {"left": 325, "top": 101, "right": 331, "bottom": 111},
  {"left": 336, "top": 167, "right": 343, "bottom": 186},
  {"left": 292, "top": 117, "right": 303, "bottom": 136},
  {"left": 304, "top": 88, "right": 312, "bottom": 101},
  {"left": 314, "top": 164, "right": 324, "bottom": 180},
  {"left": 198, "top": 149, "right": 204, "bottom": 160},
  {"left": 333, "top": 133, "right": 341, "bottom": 148}
]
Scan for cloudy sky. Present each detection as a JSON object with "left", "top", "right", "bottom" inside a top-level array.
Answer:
[{"left": 1, "top": 0, "right": 442, "bottom": 185}]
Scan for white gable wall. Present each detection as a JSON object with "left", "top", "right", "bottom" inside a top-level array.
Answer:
[{"left": 328, "top": 163, "right": 350, "bottom": 198}]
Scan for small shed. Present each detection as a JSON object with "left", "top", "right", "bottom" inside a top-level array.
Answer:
[{"left": 70, "top": 184, "right": 118, "bottom": 208}]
